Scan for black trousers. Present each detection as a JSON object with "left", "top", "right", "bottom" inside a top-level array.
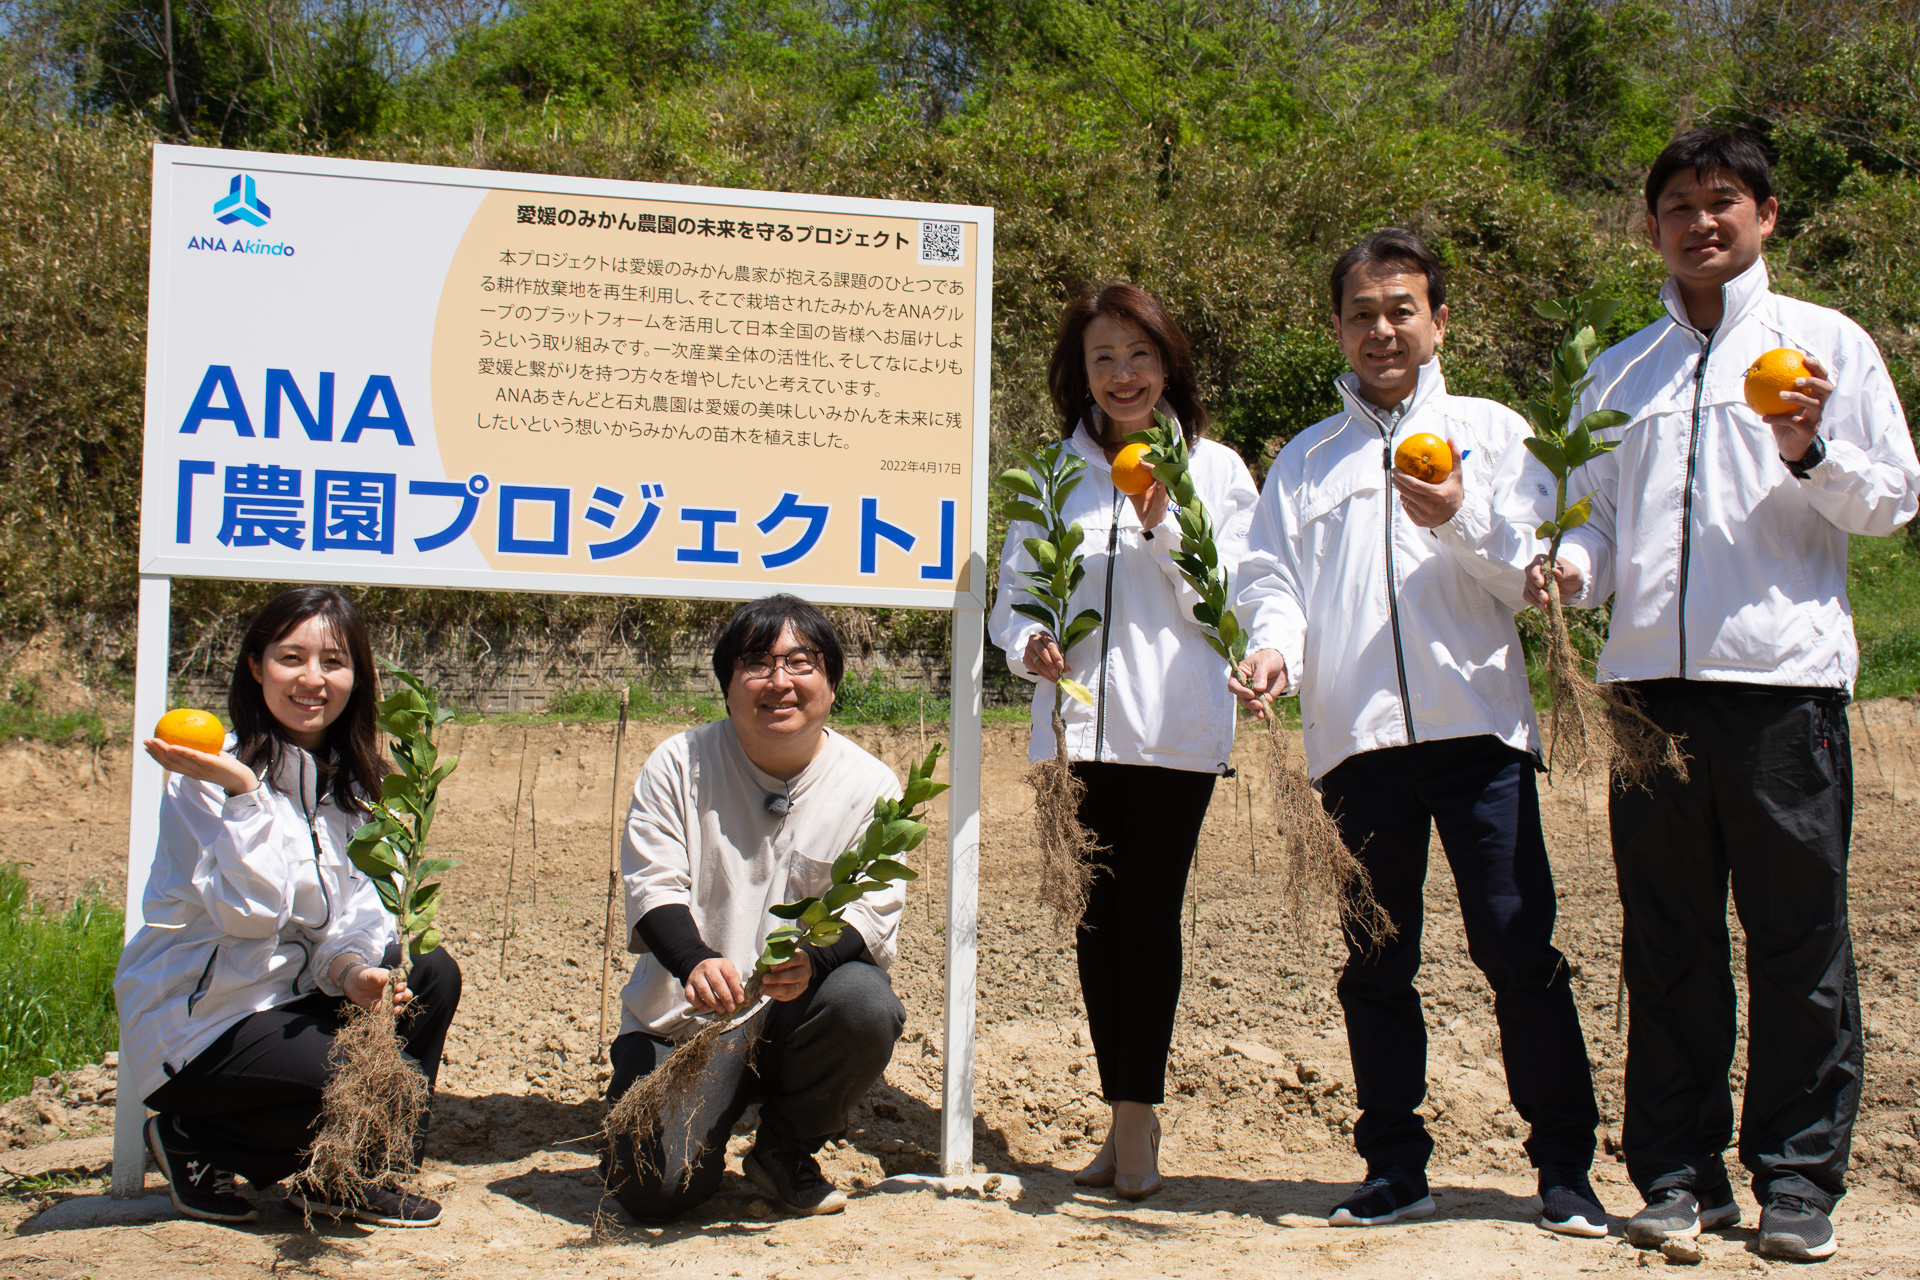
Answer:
[
  {"left": 1320, "top": 736, "right": 1598, "bottom": 1173},
  {"left": 1611, "top": 681, "right": 1861, "bottom": 1211},
  {"left": 145, "top": 945, "right": 462, "bottom": 1187},
  {"left": 1072, "top": 761, "right": 1217, "bottom": 1106},
  {"left": 602, "top": 959, "right": 905, "bottom": 1221}
]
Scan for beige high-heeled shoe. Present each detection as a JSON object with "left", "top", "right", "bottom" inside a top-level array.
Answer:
[
  {"left": 1072, "top": 1136, "right": 1117, "bottom": 1187},
  {"left": 1113, "top": 1117, "right": 1163, "bottom": 1202}
]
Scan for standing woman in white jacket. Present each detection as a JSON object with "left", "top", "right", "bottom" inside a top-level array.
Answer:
[
  {"left": 989, "top": 284, "right": 1257, "bottom": 1200},
  {"left": 114, "top": 587, "right": 462, "bottom": 1228}
]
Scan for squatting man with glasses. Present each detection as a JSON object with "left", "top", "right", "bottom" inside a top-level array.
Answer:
[{"left": 599, "top": 593, "right": 908, "bottom": 1219}]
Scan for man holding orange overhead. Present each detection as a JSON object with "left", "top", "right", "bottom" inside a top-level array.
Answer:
[
  {"left": 1230, "top": 228, "right": 1604, "bottom": 1238},
  {"left": 1523, "top": 128, "right": 1920, "bottom": 1262}
]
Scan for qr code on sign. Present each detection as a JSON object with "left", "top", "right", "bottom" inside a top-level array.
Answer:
[{"left": 919, "top": 220, "right": 963, "bottom": 266}]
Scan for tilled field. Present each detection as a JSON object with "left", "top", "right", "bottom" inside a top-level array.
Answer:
[{"left": 3, "top": 701, "right": 1919, "bottom": 1277}]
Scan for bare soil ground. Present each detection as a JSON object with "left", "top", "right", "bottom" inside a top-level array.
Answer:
[{"left": 4, "top": 701, "right": 1920, "bottom": 1277}]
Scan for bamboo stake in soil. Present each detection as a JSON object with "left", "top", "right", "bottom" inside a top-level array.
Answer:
[
  {"left": 598, "top": 690, "right": 630, "bottom": 1062},
  {"left": 499, "top": 729, "right": 529, "bottom": 977},
  {"left": 529, "top": 784, "right": 539, "bottom": 908}
]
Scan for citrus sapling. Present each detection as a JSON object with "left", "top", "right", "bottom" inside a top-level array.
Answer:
[
  {"left": 996, "top": 441, "right": 1105, "bottom": 930},
  {"left": 599, "top": 745, "right": 948, "bottom": 1195},
  {"left": 1521, "top": 293, "right": 1685, "bottom": 786},
  {"left": 1131, "top": 411, "right": 1390, "bottom": 947},
  {"left": 293, "top": 663, "right": 460, "bottom": 1217}
]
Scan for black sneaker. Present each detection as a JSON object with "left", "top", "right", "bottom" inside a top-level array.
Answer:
[
  {"left": 1328, "top": 1166, "right": 1435, "bottom": 1226},
  {"left": 1758, "top": 1193, "right": 1837, "bottom": 1261},
  {"left": 742, "top": 1147, "right": 848, "bottom": 1216},
  {"left": 287, "top": 1182, "right": 444, "bottom": 1228},
  {"left": 1624, "top": 1183, "right": 1740, "bottom": 1246},
  {"left": 145, "top": 1116, "right": 258, "bottom": 1224},
  {"left": 1537, "top": 1163, "right": 1608, "bottom": 1238}
]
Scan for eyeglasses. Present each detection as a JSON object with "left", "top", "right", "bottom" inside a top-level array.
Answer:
[{"left": 739, "top": 648, "right": 822, "bottom": 681}]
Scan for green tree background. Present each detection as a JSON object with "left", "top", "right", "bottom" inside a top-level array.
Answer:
[{"left": 1, "top": 0, "right": 1916, "bottom": 684}]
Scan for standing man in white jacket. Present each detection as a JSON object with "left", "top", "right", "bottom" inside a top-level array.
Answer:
[
  {"left": 1231, "top": 229, "right": 1604, "bottom": 1237},
  {"left": 1524, "top": 129, "right": 1920, "bottom": 1263}
]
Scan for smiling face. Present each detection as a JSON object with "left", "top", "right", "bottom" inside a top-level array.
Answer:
[
  {"left": 724, "top": 622, "right": 836, "bottom": 779},
  {"left": 1334, "top": 262, "right": 1448, "bottom": 411},
  {"left": 247, "top": 614, "right": 354, "bottom": 751},
  {"left": 1646, "top": 166, "right": 1777, "bottom": 319},
  {"left": 1082, "top": 313, "right": 1167, "bottom": 437}
]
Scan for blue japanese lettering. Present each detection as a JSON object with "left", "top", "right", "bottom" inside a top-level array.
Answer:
[
  {"left": 919, "top": 499, "right": 956, "bottom": 581},
  {"left": 175, "top": 459, "right": 215, "bottom": 543},
  {"left": 218, "top": 463, "right": 304, "bottom": 549},
  {"left": 314, "top": 471, "right": 397, "bottom": 554},
  {"left": 498, "top": 484, "right": 570, "bottom": 555},
  {"left": 677, "top": 507, "right": 740, "bottom": 565},
  {"left": 755, "top": 492, "right": 830, "bottom": 570},
  {"left": 586, "top": 483, "right": 666, "bottom": 561},
  {"left": 409, "top": 475, "right": 487, "bottom": 552},
  {"left": 858, "top": 497, "right": 915, "bottom": 575}
]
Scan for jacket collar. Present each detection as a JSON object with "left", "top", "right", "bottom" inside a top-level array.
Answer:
[
  {"left": 1335, "top": 357, "right": 1447, "bottom": 434},
  {"left": 265, "top": 741, "right": 324, "bottom": 815},
  {"left": 1660, "top": 255, "right": 1771, "bottom": 337}
]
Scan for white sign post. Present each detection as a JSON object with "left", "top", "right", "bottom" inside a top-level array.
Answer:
[{"left": 114, "top": 144, "right": 993, "bottom": 1196}]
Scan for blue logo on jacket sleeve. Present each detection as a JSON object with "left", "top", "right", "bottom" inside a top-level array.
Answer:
[{"left": 213, "top": 174, "right": 271, "bottom": 227}]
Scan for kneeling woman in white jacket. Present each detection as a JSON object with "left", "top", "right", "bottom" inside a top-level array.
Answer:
[
  {"left": 114, "top": 587, "right": 461, "bottom": 1228},
  {"left": 990, "top": 284, "right": 1257, "bottom": 1200}
]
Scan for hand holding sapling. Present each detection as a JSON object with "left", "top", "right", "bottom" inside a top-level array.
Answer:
[
  {"left": 996, "top": 443, "right": 1104, "bottom": 928},
  {"left": 1518, "top": 293, "right": 1685, "bottom": 785}
]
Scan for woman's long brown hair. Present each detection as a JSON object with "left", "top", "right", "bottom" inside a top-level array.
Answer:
[
  {"left": 1046, "top": 283, "right": 1206, "bottom": 443},
  {"left": 229, "top": 586, "right": 388, "bottom": 810}
]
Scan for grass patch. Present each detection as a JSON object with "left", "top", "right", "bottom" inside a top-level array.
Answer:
[
  {"left": 0, "top": 865, "right": 122, "bottom": 1100},
  {"left": 0, "top": 679, "right": 114, "bottom": 748},
  {"left": 1851, "top": 533, "right": 1920, "bottom": 701}
]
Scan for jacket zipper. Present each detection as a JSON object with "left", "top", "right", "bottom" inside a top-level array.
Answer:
[
  {"left": 292, "top": 753, "right": 333, "bottom": 996},
  {"left": 1677, "top": 334, "right": 1711, "bottom": 678},
  {"left": 1379, "top": 424, "right": 1417, "bottom": 744},
  {"left": 1092, "top": 490, "right": 1124, "bottom": 761},
  {"left": 187, "top": 946, "right": 218, "bottom": 1013}
]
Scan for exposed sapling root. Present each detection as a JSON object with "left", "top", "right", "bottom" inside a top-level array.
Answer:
[
  {"left": 1264, "top": 716, "right": 1392, "bottom": 951},
  {"left": 1030, "top": 705, "right": 1097, "bottom": 933},
  {"left": 296, "top": 999, "right": 430, "bottom": 1214}
]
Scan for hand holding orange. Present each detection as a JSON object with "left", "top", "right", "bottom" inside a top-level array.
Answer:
[
  {"left": 1110, "top": 442, "right": 1156, "bottom": 496},
  {"left": 154, "top": 708, "right": 226, "bottom": 754},
  {"left": 1393, "top": 432, "right": 1453, "bottom": 484},
  {"left": 1744, "top": 348, "right": 1816, "bottom": 417}
]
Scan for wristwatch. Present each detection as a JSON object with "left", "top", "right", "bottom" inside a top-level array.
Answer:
[{"left": 1784, "top": 434, "right": 1826, "bottom": 479}]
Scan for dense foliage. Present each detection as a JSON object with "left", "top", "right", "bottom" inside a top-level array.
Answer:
[{"left": 1, "top": 0, "right": 1917, "bottom": 677}]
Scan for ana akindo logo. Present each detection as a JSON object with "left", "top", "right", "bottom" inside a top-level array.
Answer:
[
  {"left": 213, "top": 173, "right": 270, "bottom": 226},
  {"left": 189, "top": 172, "right": 294, "bottom": 256}
]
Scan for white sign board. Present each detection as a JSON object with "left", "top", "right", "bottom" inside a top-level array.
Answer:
[{"left": 142, "top": 146, "right": 991, "bottom": 605}]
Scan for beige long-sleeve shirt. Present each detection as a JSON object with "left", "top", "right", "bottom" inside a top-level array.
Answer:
[{"left": 616, "top": 720, "right": 904, "bottom": 1040}]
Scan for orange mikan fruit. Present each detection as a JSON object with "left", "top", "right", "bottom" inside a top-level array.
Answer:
[
  {"left": 1110, "top": 442, "right": 1156, "bottom": 496},
  {"left": 155, "top": 708, "right": 226, "bottom": 754},
  {"left": 1393, "top": 432, "right": 1453, "bottom": 483},
  {"left": 1744, "top": 348, "right": 1814, "bottom": 416}
]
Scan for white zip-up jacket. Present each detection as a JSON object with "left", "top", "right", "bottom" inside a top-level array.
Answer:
[
  {"left": 113, "top": 740, "right": 394, "bottom": 1106},
  {"left": 1556, "top": 259, "right": 1920, "bottom": 692},
  {"left": 1236, "top": 361, "right": 1547, "bottom": 779},
  {"left": 989, "top": 420, "right": 1260, "bottom": 774}
]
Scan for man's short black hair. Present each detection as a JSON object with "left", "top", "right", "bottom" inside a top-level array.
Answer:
[
  {"left": 1644, "top": 128, "right": 1774, "bottom": 214},
  {"left": 1329, "top": 228, "right": 1447, "bottom": 315},
  {"left": 712, "top": 593, "right": 846, "bottom": 694}
]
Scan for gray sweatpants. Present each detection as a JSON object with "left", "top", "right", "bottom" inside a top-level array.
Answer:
[{"left": 602, "top": 960, "right": 905, "bottom": 1220}]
